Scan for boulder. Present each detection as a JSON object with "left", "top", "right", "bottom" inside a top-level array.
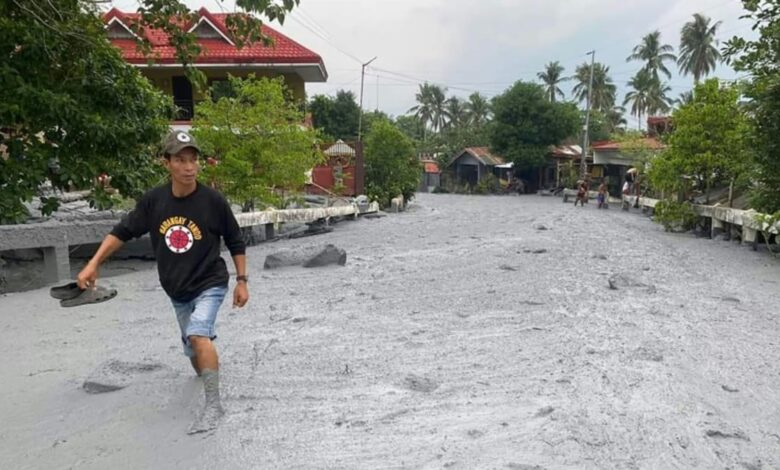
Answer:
[{"left": 264, "top": 244, "right": 347, "bottom": 269}]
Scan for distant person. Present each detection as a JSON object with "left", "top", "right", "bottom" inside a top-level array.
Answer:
[
  {"left": 597, "top": 180, "right": 608, "bottom": 209},
  {"left": 574, "top": 180, "right": 587, "bottom": 207},
  {"left": 76, "top": 130, "right": 249, "bottom": 434}
]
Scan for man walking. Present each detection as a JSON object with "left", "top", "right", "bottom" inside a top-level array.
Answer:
[{"left": 77, "top": 130, "right": 248, "bottom": 434}]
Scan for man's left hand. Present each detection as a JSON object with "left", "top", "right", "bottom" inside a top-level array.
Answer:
[{"left": 233, "top": 282, "right": 249, "bottom": 308}]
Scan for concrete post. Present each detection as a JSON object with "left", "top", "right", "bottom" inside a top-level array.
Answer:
[
  {"left": 42, "top": 244, "right": 70, "bottom": 285},
  {"left": 264, "top": 223, "right": 275, "bottom": 241},
  {"left": 711, "top": 218, "right": 724, "bottom": 239}
]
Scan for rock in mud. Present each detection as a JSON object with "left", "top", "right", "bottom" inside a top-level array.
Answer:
[
  {"left": 83, "top": 360, "right": 163, "bottom": 394},
  {"left": 402, "top": 374, "right": 439, "bottom": 393},
  {"left": 264, "top": 244, "right": 346, "bottom": 269},
  {"left": 608, "top": 273, "right": 656, "bottom": 293}
]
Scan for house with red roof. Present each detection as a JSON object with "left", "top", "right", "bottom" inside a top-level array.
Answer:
[
  {"left": 103, "top": 8, "right": 327, "bottom": 124},
  {"left": 591, "top": 137, "right": 666, "bottom": 195}
]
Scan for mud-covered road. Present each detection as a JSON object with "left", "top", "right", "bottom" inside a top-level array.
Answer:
[{"left": 2, "top": 193, "right": 779, "bottom": 469}]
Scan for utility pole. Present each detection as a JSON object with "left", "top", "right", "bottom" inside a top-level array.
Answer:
[
  {"left": 358, "top": 56, "right": 377, "bottom": 141},
  {"left": 580, "top": 50, "right": 595, "bottom": 180}
]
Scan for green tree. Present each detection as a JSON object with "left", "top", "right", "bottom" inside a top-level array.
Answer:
[
  {"left": 624, "top": 69, "right": 672, "bottom": 129},
  {"left": 364, "top": 120, "right": 420, "bottom": 207},
  {"left": 490, "top": 81, "right": 580, "bottom": 170},
  {"left": 537, "top": 61, "right": 568, "bottom": 102},
  {"left": 465, "top": 92, "right": 492, "bottom": 129},
  {"left": 445, "top": 96, "right": 468, "bottom": 130},
  {"left": 192, "top": 76, "right": 323, "bottom": 210},
  {"left": 647, "top": 79, "right": 751, "bottom": 205},
  {"left": 627, "top": 30, "right": 677, "bottom": 81},
  {"left": 395, "top": 114, "right": 425, "bottom": 142},
  {"left": 0, "top": 0, "right": 299, "bottom": 223},
  {"left": 724, "top": 0, "right": 780, "bottom": 212},
  {"left": 572, "top": 62, "right": 617, "bottom": 112},
  {"left": 0, "top": 0, "right": 173, "bottom": 223},
  {"left": 408, "top": 83, "right": 449, "bottom": 136},
  {"left": 678, "top": 13, "right": 723, "bottom": 84},
  {"left": 308, "top": 90, "right": 360, "bottom": 140}
]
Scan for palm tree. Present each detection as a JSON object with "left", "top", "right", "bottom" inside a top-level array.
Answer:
[
  {"left": 445, "top": 96, "right": 467, "bottom": 130},
  {"left": 537, "top": 61, "right": 567, "bottom": 102},
  {"left": 627, "top": 31, "right": 677, "bottom": 81},
  {"left": 428, "top": 85, "right": 449, "bottom": 132},
  {"left": 675, "top": 90, "right": 694, "bottom": 108},
  {"left": 623, "top": 69, "right": 655, "bottom": 130},
  {"left": 465, "top": 92, "right": 491, "bottom": 129},
  {"left": 678, "top": 13, "right": 723, "bottom": 84},
  {"left": 408, "top": 83, "right": 449, "bottom": 138},
  {"left": 606, "top": 105, "right": 628, "bottom": 133},
  {"left": 572, "top": 62, "right": 617, "bottom": 112},
  {"left": 408, "top": 83, "right": 435, "bottom": 138},
  {"left": 647, "top": 81, "right": 672, "bottom": 116}
]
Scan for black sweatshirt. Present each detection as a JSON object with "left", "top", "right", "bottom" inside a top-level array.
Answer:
[{"left": 110, "top": 182, "right": 246, "bottom": 302}]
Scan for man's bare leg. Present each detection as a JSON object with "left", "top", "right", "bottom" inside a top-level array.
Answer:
[
  {"left": 189, "top": 357, "right": 201, "bottom": 376},
  {"left": 187, "top": 336, "right": 224, "bottom": 434}
]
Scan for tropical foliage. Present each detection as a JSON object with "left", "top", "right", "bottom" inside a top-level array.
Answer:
[
  {"left": 364, "top": 120, "right": 420, "bottom": 207},
  {"left": 0, "top": 0, "right": 298, "bottom": 223},
  {"left": 490, "top": 81, "right": 580, "bottom": 170},
  {"left": 627, "top": 31, "right": 677, "bottom": 81},
  {"left": 724, "top": 0, "right": 780, "bottom": 212},
  {"left": 678, "top": 13, "right": 722, "bottom": 84},
  {"left": 193, "top": 76, "right": 323, "bottom": 210},
  {"left": 537, "top": 61, "right": 568, "bottom": 102},
  {"left": 572, "top": 62, "right": 617, "bottom": 112}
]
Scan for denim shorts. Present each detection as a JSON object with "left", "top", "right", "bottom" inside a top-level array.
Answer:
[{"left": 170, "top": 285, "right": 228, "bottom": 357}]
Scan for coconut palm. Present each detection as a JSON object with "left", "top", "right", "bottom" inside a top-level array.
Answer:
[
  {"left": 408, "top": 83, "right": 435, "bottom": 136},
  {"left": 537, "top": 61, "right": 567, "bottom": 102},
  {"left": 428, "top": 85, "right": 449, "bottom": 132},
  {"left": 647, "top": 81, "right": 672, "bottom": 116},
  {"left": 445, "top": 96, "right": 467, "bottom": 130},
  {"left": 675, "top": 90, "right": 694, "bottom": 107},
  {"left": 408, "top": 83, "right": 449, "bottom": 138},
  {"left": 623, "top": 69, "right": 655, "bottom": 130},
  {"left": 465, "top": 92, "right": 491, "bottom": 129},
  {"left": 627, "top": 30, "right": 677, "bottom": 81},
  {"left": 605, "top": 105, "right": 628, "bottom": 133},
  {"left": 678, "top": 13, "right": 723, "bottom": 84},
  {"left": 572, "top": 62, "right": 617, "bottom": 112}
]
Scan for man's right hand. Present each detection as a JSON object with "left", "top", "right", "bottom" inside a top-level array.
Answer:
[{"left": 77, "top": 261, "right": 99, "bottom": 290}]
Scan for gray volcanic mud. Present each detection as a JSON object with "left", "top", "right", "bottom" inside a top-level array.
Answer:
[{"left": 1, "top": 193, "right": 779, "bottom": 469}]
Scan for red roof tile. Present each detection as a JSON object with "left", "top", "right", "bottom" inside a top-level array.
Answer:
[
  {"left": 103, "top": 8, "right": 324, "bottom": 66},
  {"left": 422, "top": 161, "right": 440, "bottom": 173}
]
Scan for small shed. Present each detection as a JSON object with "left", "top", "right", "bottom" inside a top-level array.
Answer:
[
  {"left": 448, "top": 147, "right": 505, "bottom": 186},
  {"left": 419, "top": 159, "right": 441, "bottom": 192}
]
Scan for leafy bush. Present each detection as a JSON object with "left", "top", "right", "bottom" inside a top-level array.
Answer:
[
  {"left": 653, "top": 200, "right": 698, "bottom": 232},
  {"left": 364, "top": 120, "right": 421, "bottom": 207},
  {"left": 474, "top": 174, "right": 501, "bottom": 194},
  {"left": 192, "top": 76, "right": 323, "bottom": 210}
]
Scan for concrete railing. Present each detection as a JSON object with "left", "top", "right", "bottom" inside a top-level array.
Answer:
[
  {"left": 0, "top": 201, "right": 379, "bottom": 285},
  {"left": 619, "top": 195, "right": 779, "bottom": 246},
  {"left": 560, "top": 188, "right": 779, "bottom": 246}
]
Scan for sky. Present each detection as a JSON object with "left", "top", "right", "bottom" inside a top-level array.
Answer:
[{"left": 108, "top": 0, "right": 755, "bottom": 129}]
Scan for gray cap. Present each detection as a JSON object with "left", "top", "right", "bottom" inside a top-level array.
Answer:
[{"left": 162, "top": 130, "right": 201, "bottom": 156}]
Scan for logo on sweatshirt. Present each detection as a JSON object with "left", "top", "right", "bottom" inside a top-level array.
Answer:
[{"left": 159, "top": 216, "right": 203, "bottom": 254}]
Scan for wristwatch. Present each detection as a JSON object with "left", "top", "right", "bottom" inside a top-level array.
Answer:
[{"left": 236, "top": 275, "right": 249, "bottom": 283}]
